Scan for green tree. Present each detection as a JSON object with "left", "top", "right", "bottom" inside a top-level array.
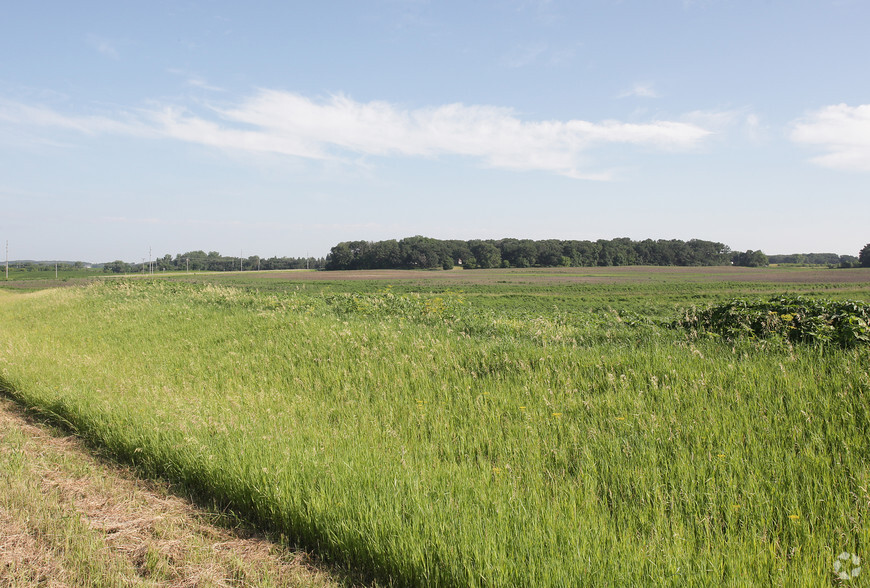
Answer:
[
  {"left": 156, "top": 254, "right": 173, "bottom": 271},
  {"left": 733, "top": 250, "right": 769, "bottom": 267},
  {"left": 839, "top": 255, "right": 858, "bottom": 268},
  {"left": 597, "top": 238, "right": 637, "bottom": 266},
  {"left": 468, "top": 241, "right": 501, "bottom": 269},
  {"left": 103, "top": 260, "right": 131, "bottom": 273},
  {"left": 399, "top": 236, "right": 446, "bottom": 269},
  {"left": 444, "top": 240, "right": 473, "bottom": 268},
  {"left": 498, "top": 239, "right": 538, "bottom": 268},
  {"left": 859, "top": 243, "right": 870, "bottom": 267},
  {"left": 535, "top": 240, "right": 563, "bottom": 267},
  {"left": 370, "top": 240, "right": 401, "bottom": 268},
  {"left": 326, "top": 242, "right": 354, "bottom": 270},
  {"left": 562, "top": 240, "right": 600, "bottom": 267}
]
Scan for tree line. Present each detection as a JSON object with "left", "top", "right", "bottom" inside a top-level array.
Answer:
[
  {"left": 102, "top": 251, "right": 325, "bottom": 273},
  {"left": 7, "top": 261, "right": 89, "bottom": 271},
  {"left": 21, "top": 242, "right": 870, "bottom": 273},
  {"left": 324, "top": 237, "right": 771, "bottom": 270},
  {"left": 767, "top": 252, "right": 860, "bottom": 267}
]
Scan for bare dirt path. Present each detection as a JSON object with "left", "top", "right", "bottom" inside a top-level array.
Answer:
[{"left": 0, "top": 396, "right": 349, "bottom": 587}]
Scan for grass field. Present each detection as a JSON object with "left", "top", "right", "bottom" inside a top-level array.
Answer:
[{"left": 1, "top": 267, "right": 869, "bottom": 585}]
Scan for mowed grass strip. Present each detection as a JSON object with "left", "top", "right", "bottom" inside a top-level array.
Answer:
[
  {"left": 0, "top": 396, "right": 343, "bottom": 587},
  {"left": 1, "top": 280, "right": 869, "bottom": 585}
]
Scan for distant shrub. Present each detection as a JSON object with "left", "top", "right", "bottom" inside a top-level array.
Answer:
[{"left": 673, "top": 296, "right": 870, "bottom": 347}]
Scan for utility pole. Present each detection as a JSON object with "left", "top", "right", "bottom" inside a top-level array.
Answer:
[
  {"left": 186, "top": 258, "right": 189, "bottom": 273},
  {"left": 5, "top": 240, "right": 8, "bottom": 280},
  {"left": 240, "top": 249, "right": 243, "bottom": 272},
  {"left": 55, "top": 263, "right": 58, "bottom": 279},
  {"left": 149, "top": 246, "right": 152, "bottom": 276}
]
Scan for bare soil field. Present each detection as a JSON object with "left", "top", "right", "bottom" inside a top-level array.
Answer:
[{"left": 239, "top": 266, "right": 870, "bottom": 285}]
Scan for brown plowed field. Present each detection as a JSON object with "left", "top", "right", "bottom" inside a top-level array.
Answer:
[{"left": 246, "top": 266, "right": 870, "bottom": 285}]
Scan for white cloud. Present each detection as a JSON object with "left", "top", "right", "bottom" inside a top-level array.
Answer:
[
  {"left": 503, "top": 42, "right": 549, "bottom": 68},
  {"left": 86, "top": 34, "right": 120, "bottom": 60},
  {"left": 168, "top": 69, "right": 226, "bottom": 92},
  {"left": 679, "top": 108, "right": 766, "bottom": 144},
  {"left": 187, "top": 77, "right": 226, "bottom": 92},
  {"left": 511, "top": 0, "right": 560, "bottom": 25},
  {"left": 618, "top": 82, "right": 660, "bottom": 99},
  {"left": 0, "top": 90, "right": 713, "bottom": 179},
  {"left": 502, "top": 41, "right": 577, "bottom": 69},
  {"left": 0, "top": 100, "right": 149, "bottom": 137},
  {"left": 790, "top": 103, "right": 870, "bottom": 171},
  {"left": 681, "top": 108, "right": 742, "bottom": 131},
  {"left": 743, "top": 113, "right": 765, "bottom": 143}
]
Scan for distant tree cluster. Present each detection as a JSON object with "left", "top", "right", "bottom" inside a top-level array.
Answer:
[
  {"left": 325, "top": 237, "right": 742, "bottom": 270},
  {"left": 731, "top": 250, "right": 769, "bottom": 268},
  {"left": 9, "top": 261, "right": 86, "bottom": 271},
  {"left": 102, "top": 251, "right": 324, "bottom": 273},
  {"left": 768, "top": 252, "right": 859, "bottom": 267}
]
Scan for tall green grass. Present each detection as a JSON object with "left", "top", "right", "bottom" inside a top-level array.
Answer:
[{"left": 1, "top": 280, "right": 868, "bottom": 585}]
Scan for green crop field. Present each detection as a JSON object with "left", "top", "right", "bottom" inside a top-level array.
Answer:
[{"left": 1, "top": 267, "right": 869, "bottom": 585}]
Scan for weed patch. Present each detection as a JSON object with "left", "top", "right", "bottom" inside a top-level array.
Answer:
[{"left": 674, "top": 295, "right": 870, "bottom": 347}]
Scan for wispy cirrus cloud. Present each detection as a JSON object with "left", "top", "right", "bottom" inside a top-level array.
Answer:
[
  {"left": 186, "top": 77, "right": 225, "bottom": 92},
  {"left": 86, "top": 34, "right": 120, "bottom": 60},
  {"left": 502, "top": 41, "right": 577, "bottom": 69},
  {"left": 790, "top": 103, "right": 870, "bottom": 171},
  {"left": 167, "top": 69, "right": 226, "bottom": 92},
  {"left": 503, "top": 42, "right": 549, "bottom": 68},
  {"left": 0, "top": 99, "right": 150, "bottom": 136},
  {"left": 618, "top": 82, "right": 660, "bottom": 99},
  {"left": 0, "top": 90, "right": 712, "bottom": 179}
]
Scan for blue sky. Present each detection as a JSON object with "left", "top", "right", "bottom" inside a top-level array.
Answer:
[{"left": 1, "top": 0, "right": 868, "bottom": 262}]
